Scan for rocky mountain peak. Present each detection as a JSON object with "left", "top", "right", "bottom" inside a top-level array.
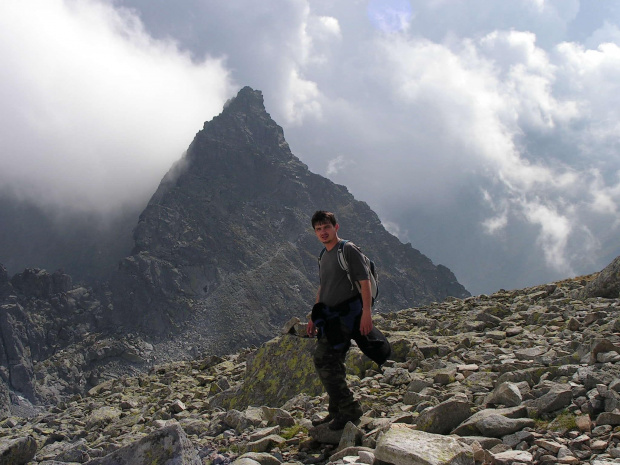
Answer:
[
  {"left": 223, "top": 86, "right": 267, "bottom": 115},
  {"left": 112, "top": 86, "right": 469, "bottom": 358},
  {"left": 190, "top": 86, "right": 292, "bottom": 168}
]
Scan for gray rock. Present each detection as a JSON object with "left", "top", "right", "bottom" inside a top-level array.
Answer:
[
  {"left": 329, "top": 447, "right": 375, "bottom": 463},
  {"left": 492, "top": 449, "right": 533, "bottom": 464},
  {"left": 525, "top": 383, "right": 572, "bottom": 415},
  {"left": 451, "top": 406, "right": 528, "bottom": 436},
  {"left": 433, "top": 369, "right": 457, "bottom": 385},
  {"left": 596, "top": 411, "right": 620, "bottom": 426},
  {"left": 476, "top": 414, "right": 535, "bottom": 437},
  {"left": 84, "top": 423, "right": 200, "bottom": 464},
  {"left": 235, "top": 452, "right": 282, "bottom": 465},
  {"left": 487, "top": 381, "right": 522, "bottom": 407},
  {"left": 261, "top": 407, "right": 294, "bottom": 427},
  {"left": 375, "top": 427, "right": 474, "bottom": 465},
  {"left": 502, "top": 430, "right": 534, "bottom": 448},
  {"left": 0, "top": 436, "right": 37, "bottom": 465},
  {"left": 406, "top": 375, "right": 433, "bottom": 393},
  {"left": 338, "top": 421, "right": 363, "bottom": 449},
  {"left": 232, "top": 459, "right": 262, "bottom": 465},
  {"left": 415, "top": 398, "right": 473, "bottom": 434},
  {"left": 211, "top": 336, "right": 322, "bottom": 410},
  {"left": 246, "top": 435, "right": 287, "bottom": 453},
  {"left": 457, "top": 436, "right": 502, "bottom": 449},
  {"left": 514, "top": 346, "right": 547, "bottom": 361},
  {"left": 53, "top": 438, "right": 91, "bottom": 463},
  {"left": 383, "top": 367, "right": 412, "bottom": 385},
  {"left": 590, "top": 339, "right": 620, "bottom": 365}
]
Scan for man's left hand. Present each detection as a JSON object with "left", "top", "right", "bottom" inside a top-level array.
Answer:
[{"left": 360, "top": 309, "right": 373, "bottom": 335}]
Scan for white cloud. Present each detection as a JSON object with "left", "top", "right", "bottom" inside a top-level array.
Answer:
[
  {"left": 522, "top": 201, "right": 573, "bottom": 272},
  {"left": 326, "top": 155, "right": 352, "bottom": 176},
  {"left": 317, "top": 16, "right": 342, "bottom": 39},
  {"left": 3, "top": 0, "right": 620, "bottom": 294},
  {"left": 282, "top": 69, "right": 322, "bottom": 125},
  {"left": 0, "top": 0, "right": 233, "bottom": 213}
]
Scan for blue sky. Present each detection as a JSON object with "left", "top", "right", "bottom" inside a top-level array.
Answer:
[{"left": 1, "top": 0, "right": 620, "bottom": 294}]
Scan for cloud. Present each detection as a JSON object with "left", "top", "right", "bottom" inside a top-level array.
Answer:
[
  {"left": 3, "top": 0, "right": 620, "bottom": 294},
  {"left": 282, "top": 13, "right": 620, "bottom": 289},
  {"left": 326, "top": 155, "right": 352, "bottom": 176},
  {"left": 0, "top": 0, "right": 233, "bottom": 213}
]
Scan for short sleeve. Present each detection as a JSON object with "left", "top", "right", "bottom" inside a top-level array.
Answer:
[{"left": 344, "top": 242, "right": 369, "bottom": 282}]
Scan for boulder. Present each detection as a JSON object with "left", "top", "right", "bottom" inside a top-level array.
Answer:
[
  {"left": 375, "top": 426, "right": 474, "bottom": 465},
  {"left": 211, "top": 335, "right": 322, "bottom": 410},
  {"left": 579, "top": 255, "right": 620, "bottom": 298},
  {"left": 451, "top": 406, "right": 528, "bottom": 436},
  {"left": 415, "top": 397, "right": 473, "bottom": 434},
  {"left": 84, "top": 423, "right": 200, "bottom": 464},
  {"left": 486, "top": 381, "right": 522, "bottom": 407},
  {"left": 475, "top": 414, "right": 535, "bottom": 437},
  {"left": 0, "top": 436, "right": 37, "bottom": 465},
  {"left": 525, "top": 383, "right": 572, "bottom": 415}
]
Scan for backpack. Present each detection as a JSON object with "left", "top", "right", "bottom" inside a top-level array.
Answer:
[{"left": 319, "top": 240, "right": 379, "bottom": 305}]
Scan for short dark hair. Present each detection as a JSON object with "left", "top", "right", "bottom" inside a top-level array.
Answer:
[{"left": 311, "top": 210, "right": 337, "bottom": 228}]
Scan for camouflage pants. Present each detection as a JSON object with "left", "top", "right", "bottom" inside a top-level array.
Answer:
[{"left": 313, "top": 335, "right": 361, "bottom": 416}]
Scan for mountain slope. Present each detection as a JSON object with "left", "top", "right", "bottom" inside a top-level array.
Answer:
[{"left": 111, "top": 87, "right": 469, "bottom": 356}]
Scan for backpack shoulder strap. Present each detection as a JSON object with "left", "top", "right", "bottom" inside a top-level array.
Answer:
[
  {"left": 336, "top": 240, "right": 349, "bottom": 271},
  {"left": 336, "top": 240, "right": 356, "bottom": 291},
  {"left": 318, "top": 247, "right": 327, "bottom": 267}
]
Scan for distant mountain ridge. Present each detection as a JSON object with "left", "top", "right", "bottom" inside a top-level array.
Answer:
[{"left": 111, "top": 86, "right": 469, "bottom": 356}]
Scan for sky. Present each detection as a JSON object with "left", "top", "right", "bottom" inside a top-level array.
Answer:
[{"left": 1, "top": 0, "right": 620, "bottom": 295}]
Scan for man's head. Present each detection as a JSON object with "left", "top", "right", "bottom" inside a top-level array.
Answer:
[
  {"left": 312, "top": 211, "right": 339, "bottom": 247},
  {"left": 311, "top": 210, "right": 337, "bottom": 228}
]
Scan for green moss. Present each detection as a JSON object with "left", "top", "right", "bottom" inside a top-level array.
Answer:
[
  {"left": 548, "top": 411, "right": 577, "bottom": 432},
  {"left": 281, "top": 424, "right": 307, "bottom": 439}
]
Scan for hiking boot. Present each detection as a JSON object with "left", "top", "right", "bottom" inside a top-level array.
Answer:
[
  {"left": 311, "top": 413, "right": 336, "bottom": 427},
  {"left": 327, "top": 412, "right": 362, "bottom": 431}
]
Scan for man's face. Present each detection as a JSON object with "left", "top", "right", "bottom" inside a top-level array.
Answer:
[{"left": 314, "top": 221, "right": 339, "bottom": 246}]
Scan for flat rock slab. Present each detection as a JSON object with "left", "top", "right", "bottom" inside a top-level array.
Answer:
[
  {"left": 375, "top": 426, "right": 474, "bottom": 465},
  {"left": 477, "top": 414, "right": 535, "bottom": 437}
]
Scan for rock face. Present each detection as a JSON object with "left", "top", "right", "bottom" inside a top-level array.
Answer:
[
  {"left": 111, "top": 86, "right": 469, "bottom": 355},
  {"left": 0, "top": 266, "right": 156, "bottom": 409}
]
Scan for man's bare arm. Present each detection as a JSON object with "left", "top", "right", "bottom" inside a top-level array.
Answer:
[{"left": 358, "top": 279, "right": 373, "bottom": 335}]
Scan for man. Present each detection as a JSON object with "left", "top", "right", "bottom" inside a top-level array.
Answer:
[{"left": 307, "top": 210, "right": 373, "bottom": 430}]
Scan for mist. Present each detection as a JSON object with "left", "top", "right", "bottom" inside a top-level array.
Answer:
[{"left": 0, "top": 0, "right": 233, "bottom": 214}]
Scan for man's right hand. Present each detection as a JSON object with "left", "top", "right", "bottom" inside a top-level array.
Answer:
[{"left": 307, "top": 320, "right": 316, "bottom": 337}]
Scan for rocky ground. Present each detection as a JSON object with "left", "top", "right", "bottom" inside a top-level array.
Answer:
[{"left": 2, "top": 260, "right": 620, "bottom": 465}]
